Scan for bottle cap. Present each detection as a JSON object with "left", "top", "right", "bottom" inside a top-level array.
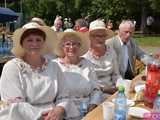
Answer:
[
  {"left": 118, "top": 85, "right": 125, "bottom": 92},
  {"left": 158, "top": 90, "right": 160, "bottom": 96}
]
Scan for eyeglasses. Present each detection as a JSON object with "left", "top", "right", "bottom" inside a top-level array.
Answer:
[{"left": 63, "top": 42, "right": 81, "bottom": 47}]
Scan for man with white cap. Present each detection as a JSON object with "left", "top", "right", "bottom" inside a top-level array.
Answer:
[{"left": 84, "top": 20, "right": 120, "bottom": 100}]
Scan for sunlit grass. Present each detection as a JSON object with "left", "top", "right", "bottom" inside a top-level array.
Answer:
[{"left": 134, "top": 36, "right": 160, "bottom": 47}]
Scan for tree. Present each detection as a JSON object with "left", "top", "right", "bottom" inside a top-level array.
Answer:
[{"left": 4, "top": 0, "right": 160, "bottom": 32}]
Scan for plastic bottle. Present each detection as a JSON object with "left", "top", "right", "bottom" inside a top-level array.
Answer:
[
  {"left": 114, "top": 85, "right": 127, "bottom": 120},
  {"left": 153, "top": 90, "right": 160, "bottom": 112},
  {"left": 80, "top": 100, "right": 88, "bottom": 117}
]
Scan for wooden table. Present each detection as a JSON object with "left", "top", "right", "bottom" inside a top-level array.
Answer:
[{"left": 82, "top": 73, "right": 152, "bottom": 120}]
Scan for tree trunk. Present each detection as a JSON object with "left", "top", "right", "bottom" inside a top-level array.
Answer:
[{"left": 140, "top": 0, "right": 147, "bottom": 34}]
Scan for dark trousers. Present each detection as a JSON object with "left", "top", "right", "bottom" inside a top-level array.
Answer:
[{"left": 124, "top": 61, "right": 134, "bottom": 80}]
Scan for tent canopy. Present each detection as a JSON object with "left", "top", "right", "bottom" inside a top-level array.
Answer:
[
  {"left": 0, "top": 7, "right": 18, "bottom": 23},
  {"left": 0, "top": 0, "right": 20, "bottom": 3}
]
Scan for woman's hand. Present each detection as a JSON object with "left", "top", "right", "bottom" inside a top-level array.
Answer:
[
  {"left": 153, "top": 52, "right": 160, "bottom": 60},
  {"left": 88, "top": 104, "right": 97, "bottom": 112},
  {"left": 42, "top": 106, "right": 65, "bottom": 120},
  {"left": 101, "top": 86, "right": 117, "bottom": 94}
]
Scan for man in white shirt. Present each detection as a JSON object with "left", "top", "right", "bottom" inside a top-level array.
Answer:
[{"left": 106, "top": 20, "right": 153, "bottom": 79}]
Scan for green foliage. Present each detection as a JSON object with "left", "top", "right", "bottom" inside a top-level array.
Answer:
[
  {"left": 149, "top": 0, "right": 160, "bottom": 13},
  {"left": 3, "top": 0, "right": 160, "bottom": 27}
]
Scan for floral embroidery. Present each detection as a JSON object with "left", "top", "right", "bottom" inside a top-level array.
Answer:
[{"left": 13, "top": 58, "right": 48, "bottom": 74}]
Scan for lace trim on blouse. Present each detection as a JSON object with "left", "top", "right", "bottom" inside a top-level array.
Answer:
[
  {"left": 13, "top": 57, "right": 49, "bottom": 74},
  {"left": 58, "top": 57, "right": 84, "bottom": 68},
  {"left": 88, "top": 45, "right": 112, "bottom": 68}
]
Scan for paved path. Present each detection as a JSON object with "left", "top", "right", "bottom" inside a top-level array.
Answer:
[{"left": 141, "top": 46, "right": 160, "bottom": 55}]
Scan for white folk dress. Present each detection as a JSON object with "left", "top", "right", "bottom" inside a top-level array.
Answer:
[
  {"left": 54, "top": 58, "right": 102, "bottom": 120},
  {"left": 0, "top": 58, "right": 71, "bottom": 120},
  {"left": 83, "top": 45, "right": 121, "bottom": 98}
]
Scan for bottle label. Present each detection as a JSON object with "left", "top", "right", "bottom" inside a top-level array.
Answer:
[
  {"left": 115, "top": 110, "right": 127, "bottom": 120},
  {"left": 80, "top": 101, "right": 88, "bottom": 117}
]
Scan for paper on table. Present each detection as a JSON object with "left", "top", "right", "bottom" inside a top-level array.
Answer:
[
  {"left": 135, "top": 84, "right": 145, "bottom": 93},
  {"left": 128, "top": 107, "right": 150, "bottom": 118}
]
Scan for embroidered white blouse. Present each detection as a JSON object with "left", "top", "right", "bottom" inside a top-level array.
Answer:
[
  {"left": 83, "top": 45, "right": 121, "bottom": 90},
  {"left": 0, "top": 58, "right": 70, "bottom": 120},
  {"left": 54, "top": 58, "right": 102, "bottom": 120}
]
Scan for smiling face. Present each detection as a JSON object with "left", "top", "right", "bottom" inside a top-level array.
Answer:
[
  {"left": 21, "top": 31, "right": 45, "bottom": 56},
  {"left": 89, "top": 29, "right": 107, "bottom": 49},
  {"left": 61, "top": 35, "right": 81, "bottom": 58},
  {"left": 55, "top": 19, "right": 63, "bottom": 31}
]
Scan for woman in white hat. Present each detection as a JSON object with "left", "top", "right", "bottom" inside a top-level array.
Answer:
[
  {"left": 83, "top": 20, "right": 121, "bottom": 100},
  {"left": 0, "top": 22, "right": 70, "bottom": 120},
  {"left": 53, "top": 31, "right": 102, "bottom": 119}
]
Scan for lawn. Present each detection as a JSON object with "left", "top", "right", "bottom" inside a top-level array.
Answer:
[{"left": 134, "top": 36, "right": 160, "bottom": 47}]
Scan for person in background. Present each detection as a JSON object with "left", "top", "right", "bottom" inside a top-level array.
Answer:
[
  {"left": 146, "top": 16, "right": 154, "bottom": 34},
  {"left": 0, "top": 22, "right": 72, "bottom": 120},
  {"left": 83, "top": 20, "right": 120, "bottom": 100},
  {"left": 51, "top": 15, "right": 63, "bottom": 32},
  {"left": 106, "top": 20, "right": 154, "bottom": 80},
  {"left": 74, "top": 18, "right": 89, "bottom": 32},
  {"left": 54, "top": 31, "right": 102, "bottom": 119},
  {"left": 106, "top": 19, "right": 113, "bottom": 30},
  {"left": 63, "top": 18, "right": 73, "bottom": 30},
  {"left": 31, "top": 17, "right": 46, "bottom": 26}
]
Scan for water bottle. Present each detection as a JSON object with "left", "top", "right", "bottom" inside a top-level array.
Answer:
[
  {"left": 114, "top": 85, "right": 127, "bottom": 120},
  {"left": 153, "top": 90, "right": 160, "bottom": 112},
  {"left": 80, "top": 100, "right": 88, "bottom": 117}
]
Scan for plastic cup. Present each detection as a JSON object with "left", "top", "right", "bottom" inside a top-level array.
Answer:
[
  {"left": 116, "top": 78, "right": 132, "bottom": 97},
  {"left": 102, "top": 101, "right": 114, "bottom": 120}
]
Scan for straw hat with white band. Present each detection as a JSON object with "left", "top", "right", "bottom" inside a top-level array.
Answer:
[
  {"left": 12, "top": 22, "right": 57, "bottom": 57},
  {"left": 89, "top": 20, "right": 115, "bottom": 39},
  {"left": 54, "top": 30, "right": 90, "bottom": 57}
]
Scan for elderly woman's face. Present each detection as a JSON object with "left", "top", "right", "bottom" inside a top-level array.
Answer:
[
  {"left": 61, "top": 36, "right": 81, "bottom": 57},
  {"left": 22, "top": 34, "right": 45, "bottom": 54},
  {"left": 89, "top": 29, "right": 107, "bottom": 48}
]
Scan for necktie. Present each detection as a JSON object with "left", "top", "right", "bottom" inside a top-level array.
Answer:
[{"left": 122, "top": 43, "right": 129, "bottom": 73}]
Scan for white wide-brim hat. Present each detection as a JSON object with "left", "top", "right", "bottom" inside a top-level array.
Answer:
[
  {"left": 89, "top": 20, "right": 115, "bottom": 39},
  {"left": 31, "top": 17, "right": 46, "bottom": 26},
  {"left": 54, "top": 31, "right": 90, "bottom": 57},
  {"left": 12, "top": 22, "right": 57, "bottom": 57}
]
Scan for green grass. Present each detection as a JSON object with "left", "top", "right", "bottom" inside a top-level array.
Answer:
[{"left": 134, "top": 36, "right": 160, "bottom": 47}]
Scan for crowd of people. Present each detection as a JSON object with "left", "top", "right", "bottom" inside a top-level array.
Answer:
[{"left": 0, "top": 15, "right": 159, "bottom": 120}]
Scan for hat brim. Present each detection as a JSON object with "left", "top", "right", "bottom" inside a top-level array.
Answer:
[
  {"left": 12, "top": 26, "right": 57, "bottom": 57},
  {"left": 89, "top": 28, "right": 115, "bottom": 39},
  {"left": 55, "top": 32, "right": 90, "bottom": 57}
]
